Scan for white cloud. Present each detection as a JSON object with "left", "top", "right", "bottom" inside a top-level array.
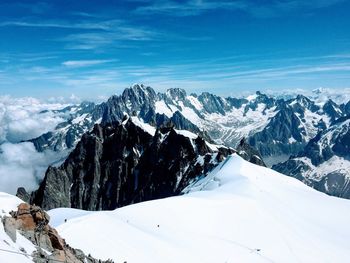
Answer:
[
  {"left": 134, "top": 0, "right": 246, "bottom": 16},
  {"left": 0, "top": 96, "right": 72, "bottom": 194},
  {"left": 0, "top": 142, "right": 68, "bottom": 194},
  {"left": 62, "top": 59, "right": 114, "bottom": 68},
  {"left": 0, "top": 19, "right": 123, "bottom": 30},
  {"left": 134, "top": 0, "right": 346, "bottom": 17},
  {"left": 0, "top": 96, "right": 66, "bottom": 143}
]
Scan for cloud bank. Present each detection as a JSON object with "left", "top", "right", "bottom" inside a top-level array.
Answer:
[
  {"left": 0, "top": 96, "right": 67, "bottom": 143},
  {"left": 0, "top": 96, "right": 71, "bottom": 194},
  {"left": 0, "top": 142, "right": 68, "bottom": 194}
]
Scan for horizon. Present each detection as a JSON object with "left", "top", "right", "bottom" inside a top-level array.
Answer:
[
  {"left": 1, "top": 83, "right": 349, "bottom": 104},
  {"left": 1, "top": 82, "right": 350, "bottom": 106},
  {"left": 0, "top": 0, "right": 350, "bottom": 99}
]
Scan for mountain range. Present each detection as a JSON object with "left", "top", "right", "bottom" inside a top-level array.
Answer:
[
  {"left": 27, "top": 84, "right": 350, "bottom": 200},
  {"left": 1, "top": 84, "right": 350, "bottom": 262}
]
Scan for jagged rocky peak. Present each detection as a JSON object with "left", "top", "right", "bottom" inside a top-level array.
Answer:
[
  {"left": 1, "top": 203, "right": 110, "bottom": 263},
  {"left": 296, "top": 94, "right": 312, "bottom": 106},
  {"left": 30, "top": 116, "right": 234, "bottom": 211},
  {"left": 243, "top": 91, "right": 276, "bottom": 113},
  {"left": 165, "top": 87, "right": 187, "bottom": 101},
  {"left": 122, "top": 83, "right": 157, "bottom": 103},
  {"left": 101, "top": 84, "right": 157, "bottom": 125},
  {"left": 225, "top": 96, "right": 248, "bottom": 109},
  {"left": 197, "top": 92, "right": 228, "bottom": 115},
  {"left": 323, "top": 99, "right": 343, "bottom": 121},
  {"left": 290, "top": 94, "right": 320, "bottom": 112}
]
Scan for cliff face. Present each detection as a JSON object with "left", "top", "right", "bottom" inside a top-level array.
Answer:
[{"left": 31, "top": 118, "right": 234, "bottom": 211}]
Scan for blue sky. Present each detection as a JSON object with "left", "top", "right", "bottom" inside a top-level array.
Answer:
[{"left": 0, "top": 0, "right": 350, "bottom": 99}]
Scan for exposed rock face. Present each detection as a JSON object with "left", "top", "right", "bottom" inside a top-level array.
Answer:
[
  {"left": 2, "top": 203, "right": 111, "bottom": 263},
  {"left": 16, "top": 187, "right": 30, "bottom": 203},
  {"left": 31, "top": 118, "right": 234, "bottom": 211},
  {"left": 236, "top": 138, "right": 266, "bottom": 167},
  {"left": 248, "top": 103, "right": 306, "bottom": 159},
  {"left": 323, "top": 99, "right": 344, "bottom": 122}
]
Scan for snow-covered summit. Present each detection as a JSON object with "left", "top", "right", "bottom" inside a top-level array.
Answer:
[{"left": 49, "top": 154, "right": 350, "bottom": 263}]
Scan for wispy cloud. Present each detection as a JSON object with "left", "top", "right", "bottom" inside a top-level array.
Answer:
[
  {"left": 61, "top": 26, "right": 159, "bottom": 49},
  {"left": 0, "top": 18, "right": 162, "bottom": 50},
  {"left": 133, "top": 0, "right": 346, "bottom": 17},
  {"left": 0, "top": 19, "right": 123, "bottom": 30},
  {"left": 134, "top": 0, "right": 246, "bottom": 16},
  {"left": 62, "top": 59, "right": 115, "bottom": 68}
]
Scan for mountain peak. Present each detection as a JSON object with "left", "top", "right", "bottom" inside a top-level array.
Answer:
[
  {"left": 123, "top": 84, "right": 157, "bottom": 99},
  {"left": 166, "top": 88, "right": 187, "bottom": 101}
]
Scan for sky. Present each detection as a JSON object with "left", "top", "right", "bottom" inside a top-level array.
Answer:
[{"left": 0, "top": 0, "right": 350, "bottom": 99}]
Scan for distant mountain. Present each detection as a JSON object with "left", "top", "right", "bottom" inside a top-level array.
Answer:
[
  {"left": 273, "top": 115, "right": 350, "bottom": 198},
  {"left": 29, "top": 85, "right": 202, "bottom": 152},
  {"left": 248, "top": 94, "right": 338, "bottom": 164},
  {"left": 30, "top": 84, "right": 346, "bottom": 162},
  {"left": 26, "top": 84, "right": 350, "bottom": 199}
]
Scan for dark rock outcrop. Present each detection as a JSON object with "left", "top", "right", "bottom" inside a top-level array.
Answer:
[
  {"left": 236, "top": 138, "right": 266, "bottom": 167},
  {"left": 31, "top": 118, "right": 234, "bottom": 211},
  {"left": 16, "top": 187, "right": 30, "bottom": 203},
  {"left": 249, "top": 103, "right": 305, "bottom": 159}
]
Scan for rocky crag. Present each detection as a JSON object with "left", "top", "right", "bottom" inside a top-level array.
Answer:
[
  {"left": 30, "top": 117, "right": 235, "bottom": 211},
  {"left": 1, "top": 203, "right": 113, "bottom": 263}
]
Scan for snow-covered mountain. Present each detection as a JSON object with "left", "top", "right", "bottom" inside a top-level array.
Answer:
[
  {"left": 30, "top": 84, "right": 345, "bottom": 163},
  {"left": 44, "top": 154, "right": 350, "bottom": 263},
  {"left": 24, "top": 84, "right": 350, "bottom": 200},
  {"left": 1, "top": 87, "right": 350, "bottom": 262},
  {"left": 273, "top": 115, "right": 350, "bottom": 198}
]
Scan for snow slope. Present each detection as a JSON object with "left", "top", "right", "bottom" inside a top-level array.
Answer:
[{"left": 49, "top": 154, "right": 350, "bottom": 263}]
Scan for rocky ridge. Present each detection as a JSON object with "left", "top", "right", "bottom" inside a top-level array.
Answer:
[
  {"left": 23, "top": 84, "right": 350, "bottom": 200},
  {"left": 30, "top": 85, "right": 347, "bottom": 164},
  {"left": 1, "top": 202, "right": 112, "bottom": 263},
  {"left": 30, "top": 116, "right": 237, "bottom": 211}
]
